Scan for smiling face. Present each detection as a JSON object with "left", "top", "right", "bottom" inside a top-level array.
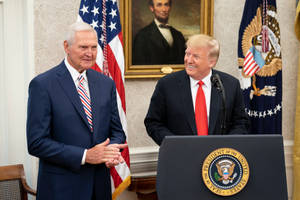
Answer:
[
  {"left": 184, "top": 46, "right": 216, "bottom": 80},
  {"left": 64, "top": 30, "right": 98, "bottom": 73},
  {"left": 184, "top": 34, "right": 219, "bottom": 80},
  {"left": 149, "top": 0, "right": 171, "bottom": 24}
]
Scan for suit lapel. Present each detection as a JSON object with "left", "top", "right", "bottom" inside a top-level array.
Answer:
[
  {"left": 56, "top": 62, "right": 91, "bottom": 131},
  {"left": 170, "top": 28, "right": 179, "bottom": 46},
  {"left": 178, "top": 71, "right": 197, "bottom": 134},
  {"left": 208, "top": 70, "right": 221, "bottom": 134},
  {"left": 149, "top": 22, "right": 170, "bottom": 49},
  {"left": 86, "top": 69, "right": 100, "bottom": 135}
]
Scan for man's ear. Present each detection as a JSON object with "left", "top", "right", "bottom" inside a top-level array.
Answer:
[
  {"left": 209, "top": 57, "right": 217, "bottom": 68},
  {"left": 149, "top": 6, "right": 154, "bottom": 13},
  {"left": 63, "top": 40, "right": 69, "bottom": 54}
]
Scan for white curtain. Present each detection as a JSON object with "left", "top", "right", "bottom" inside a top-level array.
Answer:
[{"left": 0, "top": 0, "right": 38, "bottom": 198}]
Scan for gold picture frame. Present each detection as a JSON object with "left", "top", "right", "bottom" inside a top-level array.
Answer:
[{"left": 120, "top": 0, "right": 214, "bottom": 79}]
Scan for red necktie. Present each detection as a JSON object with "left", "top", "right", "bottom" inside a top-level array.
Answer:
[{"left": 195, "top": 81, "right": 208, "bottom": 135}]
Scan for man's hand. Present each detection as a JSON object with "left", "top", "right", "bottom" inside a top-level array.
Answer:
[
  {"left": 105, "top": 143, "right": 128, "bottom": 168},
  {"left": 85, "top": 139, "right": 128, "bottom": 166},
  {"left": 85, "top": 139, "right": 120, "bottom": 164}
]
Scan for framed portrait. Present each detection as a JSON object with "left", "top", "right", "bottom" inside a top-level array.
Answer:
[{"left": 120, "top": 0, "right": 214, "bottom": 78}]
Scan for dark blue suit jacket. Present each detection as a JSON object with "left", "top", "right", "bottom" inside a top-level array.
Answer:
[
  {"left": 26, "top": 61, "right": 126, "bottom": 200},
  {"left": 144, "top": 70, "right": 250, "bottom": 145}
]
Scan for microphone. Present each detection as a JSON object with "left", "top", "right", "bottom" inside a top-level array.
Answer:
[
  {"left": 211, "top": 74, "right": 221, "bottom": 91},
  {"left": 211, "top": 74, "right": 226, "bottom": 134}
]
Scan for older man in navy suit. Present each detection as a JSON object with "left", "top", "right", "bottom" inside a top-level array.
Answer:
[
  {"left": 26, "top": 21, "right": 127, "bottom": 200},
  {"left": 145, "top": 34, "right": 250, "bottom": 145},
  {"left": 132, "top": 0, "right": 186, "bottom": 65}
]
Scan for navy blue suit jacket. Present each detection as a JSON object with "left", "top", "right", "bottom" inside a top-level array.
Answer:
[
  {"left": 144, "top": 70, "right": 250, "bottom": 145},
  {"left": 26, "top": 61, "right": 126, "bottom": 200}
]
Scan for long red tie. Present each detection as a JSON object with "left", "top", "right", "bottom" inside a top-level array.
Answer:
[{"left": 195, "top": 81, "right": 208, "bottom": 135}]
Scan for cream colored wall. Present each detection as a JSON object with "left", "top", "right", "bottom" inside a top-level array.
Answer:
[{"left": 34, "top": 0, "right": 298, "bottom": 199}]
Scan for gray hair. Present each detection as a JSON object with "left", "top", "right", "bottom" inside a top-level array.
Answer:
[
  {"left": 65, "top": 21, "right": 98, "bottom": 45},
  {"left": 186, "top": 34, "right": 220, "bottom": 61}
]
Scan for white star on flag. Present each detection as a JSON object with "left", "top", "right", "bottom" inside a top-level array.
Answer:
[
  {"left": 99, "top": 34, "right": 105, "bottom": 44},
  {"left": 100, "top": 21, "right": 105, "bottom": 31},
  {"left": 109, "top": 22, "right": 116, "bottom": 31},
  {"left": 109, "top": 9, "right": 117, "bottom": 19},
  {"left": 90, "top": 20, "right": 99, "bottom": 29},
  {"left": 91, "top": 6, "right": 99, "bottom": 16},
  {"left": 80, "top": 5, "right": 89, "bottom": 15}
]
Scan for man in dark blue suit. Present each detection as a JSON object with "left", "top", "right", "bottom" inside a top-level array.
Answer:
[
  {"left": 132, "top": 0, "right": 186, "bottom": 65},
  {"left": 26, "top": 21, "right": 127, "bottom": 200},
  {"left": 145, "top": 34, "right": 250, "bottom": 145}
]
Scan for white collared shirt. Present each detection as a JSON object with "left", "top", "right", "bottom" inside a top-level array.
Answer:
[
  {"left": 190, "top": 70, "right": 212, "bottom": 124},
  {"left": 154, "top": 18, "right": 174, "bottom": 47},
  {"left": 64, "top": 58, "right": 90, "bottom": 97}
]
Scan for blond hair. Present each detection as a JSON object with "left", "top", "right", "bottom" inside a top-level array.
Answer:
[{"left": 186, "top": 34, "right": 220, "bottom": 61}]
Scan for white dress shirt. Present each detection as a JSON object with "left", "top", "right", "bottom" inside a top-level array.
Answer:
[
  {"left": 190, "top": 70, "right": 212, "bottom": 124},
  {"left": 64, "top": 58, "right": 90, "bottom": 97}
]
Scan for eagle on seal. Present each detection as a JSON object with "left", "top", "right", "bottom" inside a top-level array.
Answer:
[{"left": 238, "top": 6, "right": 282, "bottom": 98}]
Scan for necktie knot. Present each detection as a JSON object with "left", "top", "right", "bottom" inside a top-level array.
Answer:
[
  {"left": 198, "top": 80, "right": 204, "bottom": 86},
  {"left": 159, "top": 24, "right": 171, "bottom": 29},
  {"left": 78, "top": 75, "right": 84, "bottom": 84}
]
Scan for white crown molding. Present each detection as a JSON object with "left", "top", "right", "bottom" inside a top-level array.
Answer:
[{"left": 129, "top": 146, "right": 159, "bottom": 177}]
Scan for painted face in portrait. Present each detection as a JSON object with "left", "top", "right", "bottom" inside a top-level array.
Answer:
[
  {"left": 150, "top": 0, "right": 171, "bottom": 24},
  {"left": 64, "top": 30, "right": 98, "bottom": 73},
  {"left": 184, "top": 46, "right": 216, "bottom": 80}
]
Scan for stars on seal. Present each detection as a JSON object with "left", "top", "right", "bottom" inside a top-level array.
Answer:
[{"left": 245, "top": 103, "right": 281, "bottom": 118}]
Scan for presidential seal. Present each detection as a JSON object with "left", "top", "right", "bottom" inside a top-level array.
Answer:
[{"left": 202, "top": 148, "right": 250, "bottom": 196}]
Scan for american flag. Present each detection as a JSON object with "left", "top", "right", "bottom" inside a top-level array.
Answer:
[
  {"left": 243, "top": 46, "right": 264, "bottom": 76},
  {"left": 78, "top": 0, "right": 131, "bottom": 198}
]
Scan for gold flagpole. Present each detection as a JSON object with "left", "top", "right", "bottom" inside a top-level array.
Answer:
[{"left": 293, "top": 2, "right": 300, "bottom": 200}]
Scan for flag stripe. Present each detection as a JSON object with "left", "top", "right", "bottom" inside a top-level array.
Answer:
[
  {"left": 110, "top": 165, "right": 124, "bottom": 187},
  {"left": 106, "top": 44, "right": 126, "bottom": 112},
  {"left": 243, "top": 50, "right": 261, "bottom": 76},
  {"left": 110, "top": 34, "right": 125, "bottom": 78}
]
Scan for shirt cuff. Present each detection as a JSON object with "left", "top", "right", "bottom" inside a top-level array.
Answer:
[{"left": 81, "top": 149, "right": 87, "bottom": 165}]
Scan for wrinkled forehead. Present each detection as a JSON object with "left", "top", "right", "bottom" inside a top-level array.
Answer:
[{"left": 73, "top": 31, "right": 98, "bottom": 44}]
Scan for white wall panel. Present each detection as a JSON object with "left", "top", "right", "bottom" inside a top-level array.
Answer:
[{"left": 0, "top": 0, "right": 9, "bottom": 166}]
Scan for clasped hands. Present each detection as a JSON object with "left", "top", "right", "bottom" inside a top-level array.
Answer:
[{"left": 85, "top": 138, "right": 128, "bottom": 168}]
